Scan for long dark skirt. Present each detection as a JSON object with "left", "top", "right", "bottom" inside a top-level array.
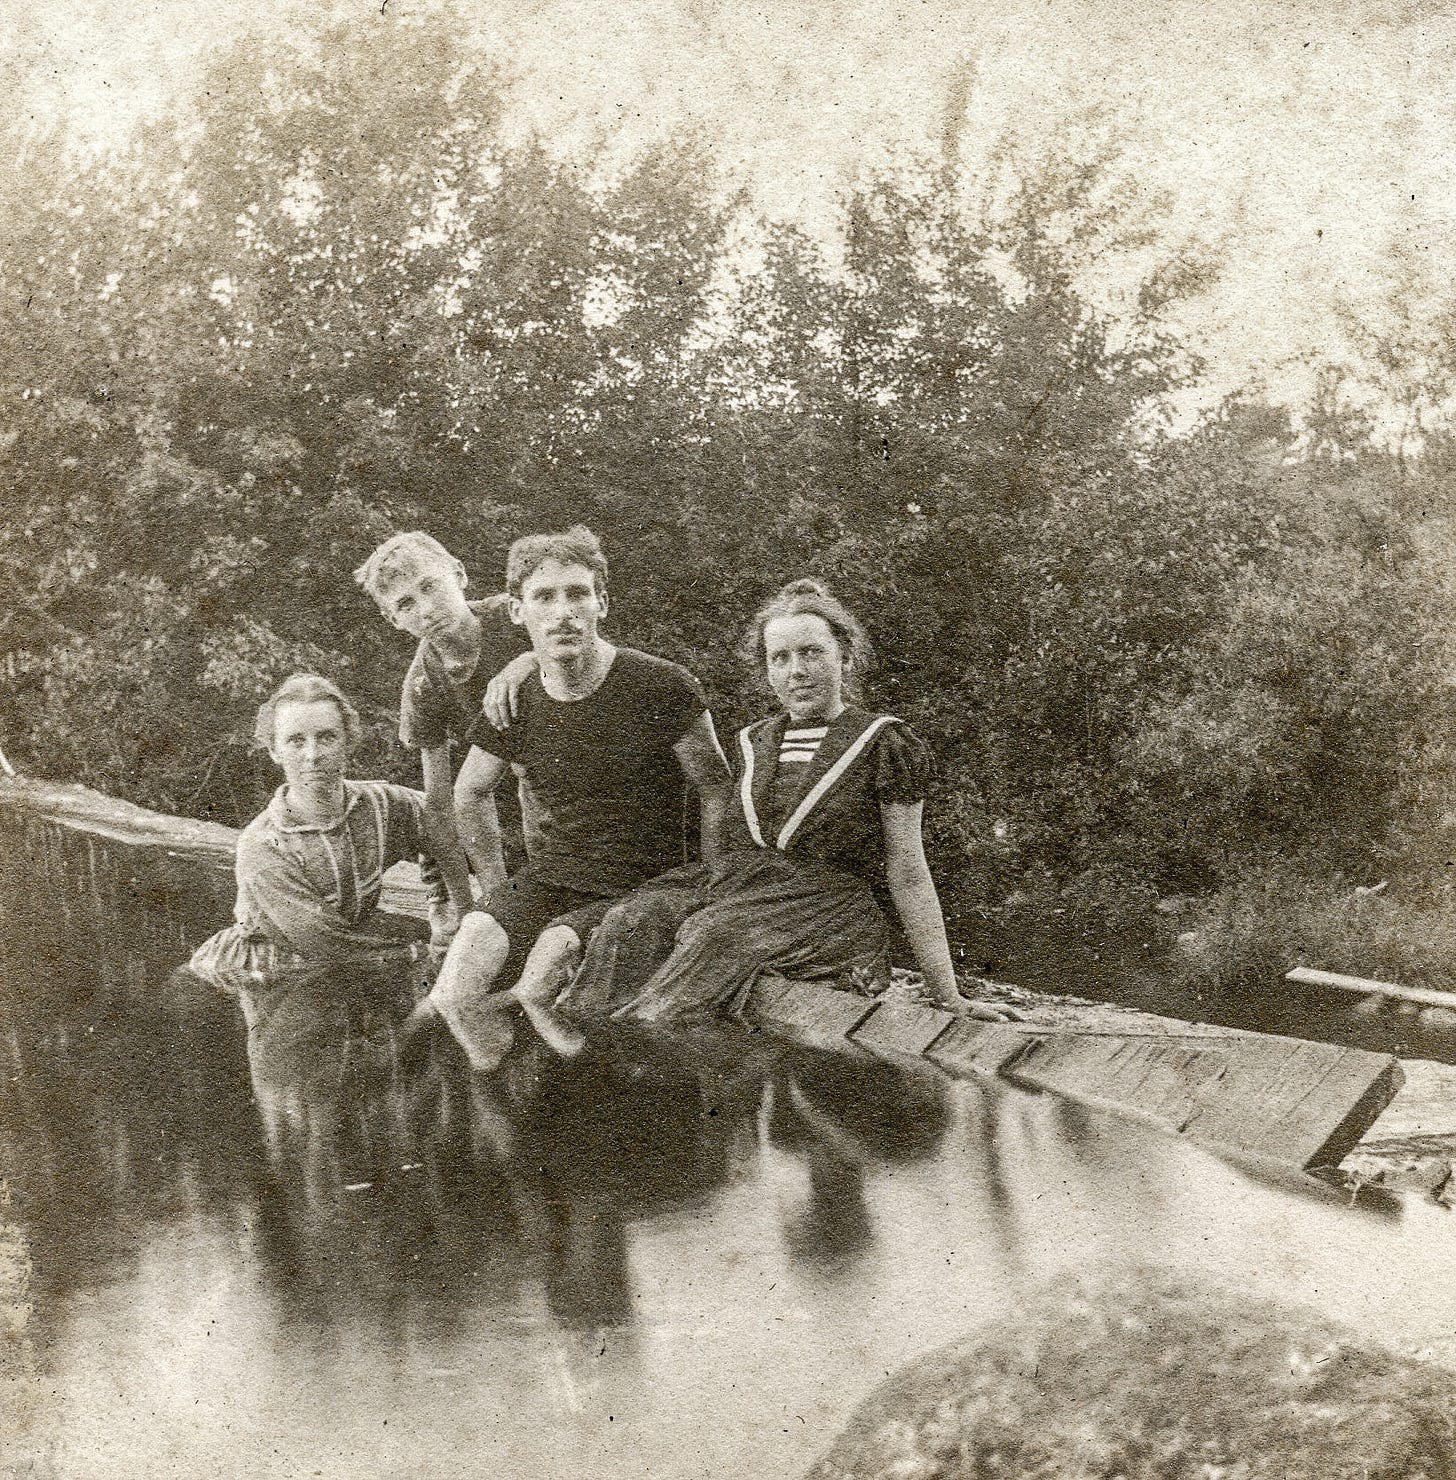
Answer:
[{"left": 557, "top": 849, "right": 892, "bottom": 1026}]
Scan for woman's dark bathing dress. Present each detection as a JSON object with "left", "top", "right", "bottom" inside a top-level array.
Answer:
[{"left": 557, "top": 705, "right": 935, "bottom": 1025}]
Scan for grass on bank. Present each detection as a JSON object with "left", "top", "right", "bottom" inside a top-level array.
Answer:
[{"left": 1170, "top": 864, "right": 1456, "bottom": 1003}]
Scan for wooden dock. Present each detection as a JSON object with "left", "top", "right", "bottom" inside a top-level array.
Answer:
[{"left": 3, "top": 774, "right": 1452, "bottom": 1193}]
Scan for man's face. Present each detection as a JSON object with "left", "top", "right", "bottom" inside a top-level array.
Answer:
[
  {"left": 376, "top": 552, "right": 471, "bottom": 642},
  {"left": 509, "top": 558, "right": 607, "bottom": 662}
]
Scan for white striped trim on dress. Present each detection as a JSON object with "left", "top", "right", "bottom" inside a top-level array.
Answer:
[
  {"left": 738, "top": 726, "right": 767, "bottom": 847},
  {"left": 778, "top": 725, "right": 827, "bottom": 765},
  {"left": 318, "top": 824, "right": 345, "bottom": 907},
  {"left": 738, "top": 715, "right": 899, "bottom": 852},
  {"left": 777, "top": 716, "right": 897, "bottom": 849}
]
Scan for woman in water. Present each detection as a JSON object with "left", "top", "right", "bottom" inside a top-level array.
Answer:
[
  {"left": 555, "top": 578, "right": 1016, "bottom": 1025},
  {"left": 187, "top": 672, "right": 439, "bottom": 1012}
]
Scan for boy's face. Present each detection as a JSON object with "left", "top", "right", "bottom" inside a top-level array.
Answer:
[
  {"left": 509, "top": 558, "right": 608, "bottom": 663},
  {"left": 375, "top": 551, "right": 472, "bottom": 642}
]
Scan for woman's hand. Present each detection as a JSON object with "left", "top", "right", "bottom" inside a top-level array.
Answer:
[
  {"left": 926, "top": 987, "right": 1027, "bottom": 1022},
  {"left": 954, "top": 996, "right": 1029, "bottom": 1023},
  {"left": 481, "top": 652, "right": 540, "bottom": 729}
]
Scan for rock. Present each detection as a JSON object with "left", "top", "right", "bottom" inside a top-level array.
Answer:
[
  {"left": 1341, "top": 1151, "right": 1452, "bottom": 1195},
  {"left": 804, "top": 1265, "right": 1456, "bottom": 1480}
]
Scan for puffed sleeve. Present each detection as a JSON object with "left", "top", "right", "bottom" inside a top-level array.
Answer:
[{"left": 872, "top": 721, "right": 936, "bottom": 803}]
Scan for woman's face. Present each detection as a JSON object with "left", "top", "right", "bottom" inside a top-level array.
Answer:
[
  {"left": 268, "top": 699, "right": 350, "bottom": 795},
  {"left": 763, "top": 612, "right": 848, "bottom": 725}
]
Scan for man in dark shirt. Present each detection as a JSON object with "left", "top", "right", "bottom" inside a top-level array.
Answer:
[
  {"left": 420, "top": 525, "right": 732, "bottom": 1064},
  {"left": 355, "top": 532, "right": 535, "bottom": 943}
]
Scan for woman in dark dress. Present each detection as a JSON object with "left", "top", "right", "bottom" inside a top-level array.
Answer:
[{"left": 554, "top": 579, "right": 1015, "bottom": 1025}]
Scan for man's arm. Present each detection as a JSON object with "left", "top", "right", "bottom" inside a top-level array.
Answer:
[
  {"left": 420, "top": 745, "right": 476, "bottom": 932},
  {"left": 453, "top": 744, "right": 511, "bottom": 897},
  {"left": 673, "top": 710, "right": 733, "bottom": 862},
  {"left": 481, "top": 651, "right": 540, "bottom": 729}
]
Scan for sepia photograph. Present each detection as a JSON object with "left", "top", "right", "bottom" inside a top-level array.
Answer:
[{"left": 3, "top": 1, "right": 1456, "bottom": 1475}]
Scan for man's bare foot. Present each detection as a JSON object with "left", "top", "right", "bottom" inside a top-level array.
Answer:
[{"left": 512, "top": 988, "right": 586, "bottom": 1058}]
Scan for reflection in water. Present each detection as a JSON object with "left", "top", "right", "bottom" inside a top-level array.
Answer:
[{"left": 2, "top": 817, "right": 1456, "bottom": 1479}]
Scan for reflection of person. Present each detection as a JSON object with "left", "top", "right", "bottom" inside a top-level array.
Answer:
[
  {"left": 415, "top": 526, "right": 732, "bottom": 1063},
  {"left": 561, "top": 578, "right": 1020, "bottom": 1023},
  {"left": 187, "top": 672, "right": 437, "bottom": 1003},
  {"left": 770, "top": 1050, "right": 954, "bottom": 1264},
  {"left": 354, "top": 531, "right": 535, "bottom": 941}
]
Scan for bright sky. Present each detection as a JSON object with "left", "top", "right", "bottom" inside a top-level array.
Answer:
[{"left": 8, "top": 0, "right": 1455, "bottom": 420}]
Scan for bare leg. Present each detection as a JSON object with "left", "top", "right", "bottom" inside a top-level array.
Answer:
[
  {"left": 509, "top": 925, "right": 586, "bottom": 1057},
  {"left": 409, "top": 912, "right": 516, "bottom": 1072}
]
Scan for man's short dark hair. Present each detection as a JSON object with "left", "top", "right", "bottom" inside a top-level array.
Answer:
[{"left": 506, "top": 524, "right": 608, "bottom": 598}]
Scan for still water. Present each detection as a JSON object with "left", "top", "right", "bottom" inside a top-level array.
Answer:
[{"left": 3, "top": 822, "right": 1456, "bottom": 1479}]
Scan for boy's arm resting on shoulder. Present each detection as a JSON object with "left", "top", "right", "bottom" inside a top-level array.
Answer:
[
  {"left": 420, "top": 745, "right": 476, "bottom": 933},
  {"left": 481, "top": 651, "right": 540, "bottom": 729},
  {"left": 880, "top": 801, "right": 1022, "bottom": 1021},
  {"left": 453, "top": 744, "right": 510, "bottom": 897},
  {"left": 673, "top": 711, "right": 733, "bottom": 862},
  {"left": 238, "top": 833, "right": 427, "bottom": 971}
]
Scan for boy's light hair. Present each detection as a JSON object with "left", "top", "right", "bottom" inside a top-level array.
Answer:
[
  {"left": 254, "top": 672, "right": 362, "bottom": 752},
  {"left": 505, "top": 524, "right": 608, "bottom": 598},
  {"left": 354, "top": 531, "right": 463, "bottom": 606}
]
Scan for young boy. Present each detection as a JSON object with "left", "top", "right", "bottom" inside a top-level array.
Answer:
[
  {"left": 354, "top": 532, "right": 535, "bottom": 943},
  {"left": 421, "top": 524, "right": 732, "bottom": 1063}
]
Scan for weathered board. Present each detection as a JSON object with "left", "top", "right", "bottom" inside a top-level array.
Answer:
[
  {"left": 1286, "top": 965, "right": 1456, "bottom": 1013},
  {"left": 928, "top": 1022, "right": 1403, "bottom": 1171},
  {"left": 850, "top": 1000, "right": 956, "bottom": 1058},
  {"left": 744, "top": 977, "right": 878, "bottom": 1044}
]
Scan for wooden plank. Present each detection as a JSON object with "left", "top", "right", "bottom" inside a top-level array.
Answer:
[
  {"left": 926, "top": 1020, "right": 1041, "bottom": 1077},
  {"left": 743, "top": 980, "right": 877, "bottom": 1043},
  {"left": 1008, "top": 1034, "right": 1230, "bottom": 1135},
  {"left": 851, "top": 1000, "right": 955, "bottom": 1058},
  {"left": 1181, "top": 1037, "right": 1405, "bottom": 1169},
  {"left": 992, "top": 1029, "right": 1403, "bottom": 1170},
  {"left": 1286, "top": 965, "right": 1456, "bottom": 1013},
  {"left": 380, "top": 860, "right": 432, "bottom": 920}
]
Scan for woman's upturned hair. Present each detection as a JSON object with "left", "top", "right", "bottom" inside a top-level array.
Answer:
[
  {"left": 740, "top": 578, "right": 875, "bottom": 689},
  {"left": 505, "top": 524, "right": 608, "bottom": 598},
  {"left": 254, "top": 672, "right": 363, "bottom": 751}
]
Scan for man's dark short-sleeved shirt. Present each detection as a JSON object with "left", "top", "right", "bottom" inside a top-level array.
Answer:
[
  {"left": 399, "top": 597, "right": 523, "bottom": 752},
  {"left": 465, "top": 647, "right": 707, "bottom": 896}
]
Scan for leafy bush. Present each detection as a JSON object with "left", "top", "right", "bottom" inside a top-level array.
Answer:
[{"left": 3, "top": 6, "right": 1453, "bottom": 938}]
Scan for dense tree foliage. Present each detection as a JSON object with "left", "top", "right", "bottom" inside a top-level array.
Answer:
[{"left": 3, "top": 9, "right": 1453, "bottom": 933}]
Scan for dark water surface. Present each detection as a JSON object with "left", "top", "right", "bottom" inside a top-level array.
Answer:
[{"left": 3, "top": 824, "right": 1456, "bottom": 1479}]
